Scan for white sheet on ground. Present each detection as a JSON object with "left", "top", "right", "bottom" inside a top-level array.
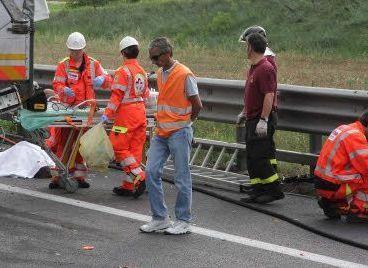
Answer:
[{"left": 0, "top": 141, "right": 55, "bottom": 178}]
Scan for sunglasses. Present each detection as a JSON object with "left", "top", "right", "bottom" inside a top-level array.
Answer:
[{"left": 150, "top": 52, "right": 165, "bottom": 61}]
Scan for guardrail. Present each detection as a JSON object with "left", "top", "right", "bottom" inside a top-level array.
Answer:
[{"left": 34, "top": 64, "right": 368, "bottom": 172}]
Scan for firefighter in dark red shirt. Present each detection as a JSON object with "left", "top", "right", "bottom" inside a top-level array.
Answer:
[
  {"left": 238, "top": 25, "right": 277, "bottom": 71},
  {"left": 238, "top": 33, "right": 284, "bottom": 204},
  {"left": 237, "top": 25, "right": 277, "bottom": 125}
]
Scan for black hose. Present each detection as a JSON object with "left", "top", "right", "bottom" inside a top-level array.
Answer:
[
  {"left": 185, "top": 181, "right": 368, "bottom": 251},
  {"left": 109, "top": 164, "right": 368, "bottom": 250}
]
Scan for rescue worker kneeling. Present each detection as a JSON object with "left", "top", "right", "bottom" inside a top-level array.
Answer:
[
  {"left": 314, "top": 111, "right": 368, "bottom": 222},
  {"left": 101, "top": 36, "right": 149, "bottom": 198},
  {"left": 48, "top": 32, "right": 112, "bottom": 189}
]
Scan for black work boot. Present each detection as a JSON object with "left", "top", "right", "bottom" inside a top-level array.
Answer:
[
  {"left": 240, "top": 187, "right": 264, "bottom": 203},
  {"left": 133, "top": 181, "right": 146, "bottom": 199},
  {"left": 77, "top": 180, "right": 90, "bottom": 188},
  {"left": 254, "top": 183, "right": 285, "bottom": 204},
  {"left": 317, "top": 198, "right": 341, "bottom": 219},
  {"left": 113, "top": 186, "right": 132, "bottom": 196},
  {"left": 254, "top": 192, "right": 285, "bottom": 204}
]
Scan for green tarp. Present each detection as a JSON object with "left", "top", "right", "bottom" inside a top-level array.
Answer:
[{"left": 18, "top": 109, "right": 91, "bottom": 131}]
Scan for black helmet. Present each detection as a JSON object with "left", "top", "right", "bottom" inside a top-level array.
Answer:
[{"left": 239, "top": 25, "right": 266, "bottom": 42}]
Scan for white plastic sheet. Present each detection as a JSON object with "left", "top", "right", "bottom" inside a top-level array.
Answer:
[{"left": 0, "top": 141, "right": 54, "bottom": 178}]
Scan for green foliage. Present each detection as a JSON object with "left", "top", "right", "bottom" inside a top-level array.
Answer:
[
  {"left": 0, "top": 119, "right": 18, "bottom": 133},
  {"left": 208, "top": 12, "right": 233, "bottom": 34},
  {"left": 66, "top": 0, "right": 109, "bottom": 7},
  {"left": 66, "top": 0, "right": 140, "bottom": 8},
  {"left": 194, "top": 120, "right": 235, "bottom": 143},
  {"left": 40, "top": 0, "right": 368, "bottom": 57}
]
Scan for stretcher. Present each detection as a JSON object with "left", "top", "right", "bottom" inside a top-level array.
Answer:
[
  {"left": 19, "top": 99, "right": 104, "bottom": 193},
  {"left": 18, "top": 94, "right": 157, "bottom": 193}
]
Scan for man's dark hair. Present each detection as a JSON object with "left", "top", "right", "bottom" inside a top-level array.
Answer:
[
  {"left": 359, "top": 110, "right": 368, "bottom": 127},
  {"left": 247, "top": 33, "right": 267, "bottom": 54},
  {"left": 148, "top": 36, "right": 173, "bottom": 56},
  {"left": 122, "top": 45, "right": 139, "bottom": 59}
]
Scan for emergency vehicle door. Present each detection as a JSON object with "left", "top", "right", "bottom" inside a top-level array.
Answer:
[{"left": 0, "top": 0, "right": 48, "bottom": 114}]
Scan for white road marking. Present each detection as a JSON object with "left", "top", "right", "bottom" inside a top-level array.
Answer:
[{"left": 0, "top": 183, "right": 366, "bottom": 268}]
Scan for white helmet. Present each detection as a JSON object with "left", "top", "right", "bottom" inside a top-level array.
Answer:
[
  {"left": 66, "top": 32, "right": 86, "bottom": 50},
  {"left": 119, "top": 36, "right": 139, "bottom": 51}
]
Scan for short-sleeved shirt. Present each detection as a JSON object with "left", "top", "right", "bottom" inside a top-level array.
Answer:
[
  {"left": 244, "top": 57, "right": 277, "bottom": 120},
  {"left": 161, "top": 61, "right": 199, "bottom": 97}
]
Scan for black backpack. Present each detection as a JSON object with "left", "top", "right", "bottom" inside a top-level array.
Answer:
[{"left": 25, "top": 90, "right": 47, "bottom": 112}]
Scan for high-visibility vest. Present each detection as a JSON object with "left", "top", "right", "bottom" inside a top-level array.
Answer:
[
  {"left": 156, "top": 62, "right": 193, "bottom": 137},
  {"left": 314, "top": 121, "right": 368, "bottom": 185}
]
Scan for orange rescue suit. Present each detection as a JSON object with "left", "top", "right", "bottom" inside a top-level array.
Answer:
[
  {"left": 48, "top": 53, "right": 112, "bottom": 181},
  {"left": 105, "top": 59, "right": 149, "bottom": 190},
  {"left": 53, "top": 53, "right": 111, "bottom": 105},
  {"left": 314, "top": 121, "right": 368, "bottom": 216}
]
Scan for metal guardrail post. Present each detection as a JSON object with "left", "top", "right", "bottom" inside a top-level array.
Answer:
[
  {"left": 309, "top": 134, "right": 322, "bottom": 173},
  {"left": 235, "top": 120, "right": 247, "bottom": 172}
]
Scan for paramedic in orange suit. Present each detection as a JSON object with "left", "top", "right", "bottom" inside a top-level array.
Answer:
[
  {"left": 101, "top": 36, "right": 149, "bottom": 198},
  {"left": 48, "top": 32, "right": 112, "bottom": 189}
]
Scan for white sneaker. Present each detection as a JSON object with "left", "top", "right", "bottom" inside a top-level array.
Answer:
[
  {"left": 140, "top": 218, "right": 172, "bottom": 233},
  {"left": 164, "top": 220, "right": 191, "bottom": 235}
]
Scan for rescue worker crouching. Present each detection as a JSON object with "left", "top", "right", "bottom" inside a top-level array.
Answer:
[
  {"left": 48, "top": 32, "right": 112, "bottom": 189},
  {"left": 314, "top": 111, "right": 368, "bottom": 223},
  {"left": 101, "top": 36, "right": 149, "bottom": 198}
]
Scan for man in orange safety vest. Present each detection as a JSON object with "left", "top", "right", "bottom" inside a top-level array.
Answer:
[{"left": 140, "top": 37, "right": 203, "bottom": 235}]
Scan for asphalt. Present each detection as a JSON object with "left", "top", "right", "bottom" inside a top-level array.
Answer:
[
  {"left": 0, "top": 169, "right": 367, "bottom": 267},
  {"left": 191, "top": 184, "right": 368, "bottom": 247}
]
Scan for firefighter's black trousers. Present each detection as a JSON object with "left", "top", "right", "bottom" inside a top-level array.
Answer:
[{"left": 245, "top": 111, "right": 281, "bottom": 193}]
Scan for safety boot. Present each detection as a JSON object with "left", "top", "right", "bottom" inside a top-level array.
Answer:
[
  {"left": 255, "top": 192, "right": 285, "bottom": 204},
  {"left": 240, "top": 193, "right": 260, "bottom": 203},
  {"left": 113, "top": 186, "right": 132, "bottom": 196},
  {"left": 77, "top": 180, "right": 90, "bottom": 188},
  {"left": 133, "top": 181, "right": 146, "bottom": 198},
  {"left": 317, "top": 198, "right": 341, "bottom": 219},
  {"left": 113, "top": 180, "right": 146, "bottom": 198},
  {"left": 254, "top": 182, "right": 285, "bottom": 204},
  {"left": 240, "top": 186, "right": 264, "bottom": 203}
]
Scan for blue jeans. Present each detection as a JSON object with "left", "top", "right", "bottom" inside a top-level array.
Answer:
[{"left": 146, "top": 126, "right": 193, "bottom": 222}]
